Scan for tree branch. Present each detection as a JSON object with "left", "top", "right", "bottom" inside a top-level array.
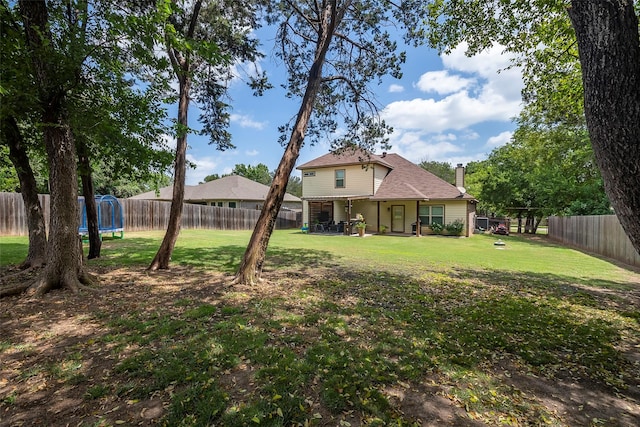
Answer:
[
  {"left": 286, "top": 0, "right": 320, "bottom": 33},
  {"left": 186, "top": 0, "right": 203, "bottom": 39},
  {"left": 333, "top": 31, "right": 375, "bottom": 54}
]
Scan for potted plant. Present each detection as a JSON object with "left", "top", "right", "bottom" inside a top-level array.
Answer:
[{"left": 355, "top": 214, "right": 366, "bottom": 236}]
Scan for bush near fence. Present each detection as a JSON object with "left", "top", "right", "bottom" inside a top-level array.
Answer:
[
  {"left": 548, "top": 215, "right": 640, "bottom": 268},
  {"left": 0, "top": 192, "right": 299, "bottom": 236}
]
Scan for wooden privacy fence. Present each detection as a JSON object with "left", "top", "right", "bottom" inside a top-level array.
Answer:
[
  {"left": 0, "top": 192, "right": 299, "bottom": 236},
  {"left": 548, "top": 215, "right": 640, "bottom": 268}
]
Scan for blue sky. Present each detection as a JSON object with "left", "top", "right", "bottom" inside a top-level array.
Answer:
[{"left": 175, "top": 28, "right": 524, "bottom": 185}]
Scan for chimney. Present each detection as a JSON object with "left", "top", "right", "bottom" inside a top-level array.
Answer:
[{"left": 455, "top": 163, "right": 465, "bottom": 188}]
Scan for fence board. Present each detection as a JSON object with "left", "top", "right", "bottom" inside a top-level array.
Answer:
[
  {"left": 0, "top": 192, "right": 298, "bottom": 236},
  {"left": 548, "top": 215, "right": 640, "bottom": 268}
]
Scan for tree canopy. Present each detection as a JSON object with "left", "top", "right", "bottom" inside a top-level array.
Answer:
[
  {"left": 466, "top": 123, "right": 610, "bottom": 233},
  {"left": 419, "top": 160, "right": 455, "bottom": 184},
  {"left": 231, "top": 163, "right": 272, "bottom": 185},
  {"left": 421, "top": 0, "right": 640, "bottom": 252}
]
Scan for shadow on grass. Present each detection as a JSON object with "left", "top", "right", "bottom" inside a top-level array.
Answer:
[
  {"left": 2, "top": 259, "right": 639, "bottom": 426},
  {"left": 271, "top": 266, "right": 638, "bottom": 379},
  {"left": 91, "top": 237, "right": 335, "bottom": 274},
  {"left": 2, "top": 233, "right": 640, "bottom": 426},
  {"left": 217, "top": 265, "right": 640, "bottom": 425}
]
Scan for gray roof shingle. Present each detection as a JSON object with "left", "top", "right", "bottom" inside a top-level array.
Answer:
[
  {"left": 370, "top": 154, "right": 474, "bottom": 201},
  {"left": 129, "top": 175, "right": 301, "bottom": 202}
]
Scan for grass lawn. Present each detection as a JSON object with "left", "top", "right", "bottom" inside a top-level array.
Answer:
[{"left": 1, "top": 230, "right": 639, "bottom": 426}]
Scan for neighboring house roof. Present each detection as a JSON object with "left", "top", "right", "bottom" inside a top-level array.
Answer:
[
  {"left": 297, "top": 150, "right": 475, "bottom": 201},
  {"left": 129, "top": 175, "right": 302, "bottom": 202},
  {"left": 129, "top": 185, "right": 180, "bottom": 200}
]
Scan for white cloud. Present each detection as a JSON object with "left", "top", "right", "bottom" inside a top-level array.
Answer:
[
  {"left": 185, "top": 154, "right": 222, "bottom": 185},
  {"left": 382, "top": 43, "right": 523, "bottom": 136},
  {"left": 230, "top": 113, "right": 267, "bottom": 130},
  {"left": 485, "top": 131, "right": 513, "bottom": 148},
  {"left": 388, "top": 84, "right": 405, "bottom": 93},
  {"left": 382, "top": 89, "right": 520, "bottom": 133},
  {"left": 158, "top": 133, "right": 177, "bottom": 151},
  {"left": 415, "top": 70, "right": 475, "bottom": 95},
  {"left": 443, "top": 43, "right": 513, "bottom": 76},
  {"left": 386, "top": 130, "right": 463, "bottom": 164},
  {"left": 460, "top": 130, "right": 480, "bottom": 140},
  {"left": 245, "top": 149, "right": 259, "bottom": 156},
  {"left": 229, "top": 56, "right": 266, "bottom": 87}
]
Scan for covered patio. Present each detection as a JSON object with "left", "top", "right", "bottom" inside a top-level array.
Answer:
[{"left": 304, "top": 195, "right": 370, "bottom": 235}]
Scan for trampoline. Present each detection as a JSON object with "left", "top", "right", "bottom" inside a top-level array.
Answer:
[{"left": 79, "top": 195, "right": 124, "bottom": 239}]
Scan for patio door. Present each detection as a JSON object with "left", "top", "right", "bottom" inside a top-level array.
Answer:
[{"left": 391, "top": 205, "right": 404, "bottom": 233}]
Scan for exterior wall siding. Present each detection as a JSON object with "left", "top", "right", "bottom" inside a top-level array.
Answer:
[
  {"left": 443, "top": 201, "right": 468, "bottom": 225},
  {"left": 302, "top": 165, "right": 374, "bottom": 197},
  {"left": 373, "top": 165, "right": 387, "bottom": 194}
]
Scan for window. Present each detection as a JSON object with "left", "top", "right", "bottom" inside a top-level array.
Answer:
[
  {"left": 217, "top": 202, "right": 223, "bottom": 207},
  {"left": 419, "top": 205, "right": 444, "bottom": 226},
  {"left": 228, "top": 202, "right": 237, "bottom": 209},
  {"left": 335, "top": 169, "right": 345, "bottom": 188}
]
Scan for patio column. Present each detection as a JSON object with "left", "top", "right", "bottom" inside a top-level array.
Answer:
[
  {"left": 416, "top": 201, "right": 421, "bottom": 237},
  {"left": 345, "top": 199, "right": 352, "bottom": 235}
]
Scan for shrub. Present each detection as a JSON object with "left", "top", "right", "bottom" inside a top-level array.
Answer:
[
  {"left": 445, "top": 219, "right": 465, "bottom": 235},
  {"left": 430, "top": 222, "right": 444, "bottom": 234}
]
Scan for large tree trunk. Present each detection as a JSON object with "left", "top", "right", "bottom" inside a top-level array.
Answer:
[
  {"left": 29, "top": 109, "right": 93, "bottom": 295},
  {"left": 3, "top": 115, "right": 47, "bottom": 268},
  {"left": 77, "top": 138, "right": 101, "bottom": 259},
  {"left": 568, "top": 0, "right": 640, "bottom": 255},
  {"left": 148, "top": 0, "right": 202, "bottom": 271},
  {"left": 19, "top": 0, "right": 92, "bottom": 296},
  {"left": 234, "top": 2, "right": 339, "bottom": 285},
  {"left": 148, "top": 75, "right": 190, "bottom": 270}
]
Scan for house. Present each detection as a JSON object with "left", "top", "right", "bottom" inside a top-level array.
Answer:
[
  {"left": 129, "top": 175, "right": 302, "bottom": 211},
  {"left": 296, "top": 150, "right": 476, "bottom": 236}
]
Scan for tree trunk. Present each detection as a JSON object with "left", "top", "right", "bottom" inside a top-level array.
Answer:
[
  {"left": 29, "top": 110, "right": 92, "bottom": 295},
  {"left": 234, "top": 2, "right": 339, "bottom": 285},
  {"left": 568, "top": 0, "right": 640, "bottom": 255},
  {"left": 148, "top": 75, "right": 190, "bottom": 270},
  {"left": 533, "top": 216, "right": 542, "bottom": 234},
  {"left": 77, "top": 138, "right": 101, "bottom": 259},
  {"left": 525, "top": 215, "right": 534, "bottom": 234},
  {"left": 148, "top": 1, "right": 203, "bottom": 271},
  {"left": 19, "top": 0, "right": 92, "bottom": 295},
  {"left": 3, "top": 115, "right": 47, "bottom": 268}
]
